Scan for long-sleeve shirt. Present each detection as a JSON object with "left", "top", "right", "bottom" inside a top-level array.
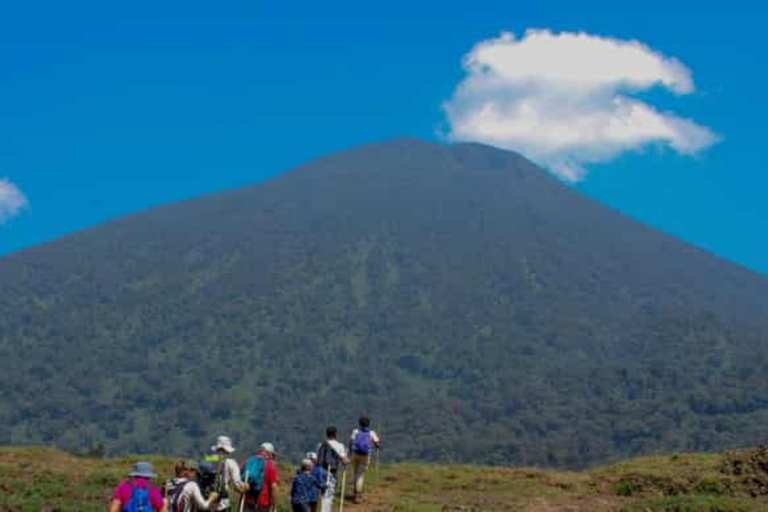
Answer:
[
  {"left": 216, "top": 458, "right": 245, "bottom": 511},
  {"left": 173, "top": 479, "right": 214, "bottom": 512},
  {"left": 291, "top": 471, "right": 320, "bottom": 504}
]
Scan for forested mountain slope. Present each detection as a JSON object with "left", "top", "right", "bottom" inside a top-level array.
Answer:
[{"left": 1, "top": 138, "right": 767, "bottom": 467}]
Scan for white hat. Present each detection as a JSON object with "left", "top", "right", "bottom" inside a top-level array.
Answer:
[
  {"left": 306, "top": 451, "right": 318, "bottom": 461},
  {"left": 211, "top": 435, "right": 236, "bottom": 454},
  {"left": 260, "top": 442, "right": 276, "bottom": 455}
]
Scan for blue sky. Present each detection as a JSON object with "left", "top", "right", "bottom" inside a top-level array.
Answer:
[{"left": 1, "top": 0, "right": 767, "bottom": 275}]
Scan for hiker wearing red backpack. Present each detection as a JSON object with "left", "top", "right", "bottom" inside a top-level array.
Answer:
[
  {"left": 348, "top": 415, "right": 381, "bottom": 504},
  {"left": 240, "top": 442, "right": 280, "bottom": 512},
  {"left": 109, "top": 461, "right": 167, "bottom": 512}
]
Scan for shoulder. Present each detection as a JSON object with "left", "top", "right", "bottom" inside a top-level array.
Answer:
[{"left": 114, "top": 481, "right": 131, "bottom": 500}]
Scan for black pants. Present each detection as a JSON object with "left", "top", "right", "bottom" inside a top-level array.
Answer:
[{"left": 292, "top": 504, "right": 310, "bottom": 512}]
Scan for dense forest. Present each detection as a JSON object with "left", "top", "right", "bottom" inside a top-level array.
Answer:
[{"left": 1, "top": 138, "right": 768, "bottom": 468}]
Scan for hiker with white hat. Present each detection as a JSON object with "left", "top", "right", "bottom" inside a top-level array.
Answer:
[
  {"left": 109, "top": 461, "right": 166, "bottom": 512},
  {"left": 201, "top": 435, "right": 249, "bottom": 511},
  {"left": 168, "top": 459, "right": 221, "bottom": 511},
  {"left": 240, "top": 442, "right": 280, "bottom": 512}
]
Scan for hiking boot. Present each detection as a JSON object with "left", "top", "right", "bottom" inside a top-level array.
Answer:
[{"left": 353, "top": 494, "right": 361, "bottom": 504}]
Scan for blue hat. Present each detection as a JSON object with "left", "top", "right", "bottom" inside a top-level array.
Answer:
[{"left": 129, "top": 461, "right": 157, "bottom": 478}]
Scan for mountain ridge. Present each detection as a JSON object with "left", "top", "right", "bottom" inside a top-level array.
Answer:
[{"left": 1, "top": 138, "right": 767, "bottom": 468}]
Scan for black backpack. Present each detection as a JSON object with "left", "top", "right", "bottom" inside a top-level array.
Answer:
[
  {"left": 198, "top": 458, "right": 228, "bottom": 500},
  {"left": 317, "top": 441, "right": 341, "bottom": 471}
]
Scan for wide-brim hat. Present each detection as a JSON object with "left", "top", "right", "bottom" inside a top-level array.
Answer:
[
  {"left": 211, "top": 435, "right": 236, "bottom": 454},
  {"left": 129, "top": 461, "right": 157, "bottom": 478}
]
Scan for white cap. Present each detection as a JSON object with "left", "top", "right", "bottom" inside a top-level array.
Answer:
[
  {"left": 211, "top": 435, "right": 236, "bottom": 454},
  {"left": 306, "top": 451, "right": 318, "bottom": 461},
  {"left": 260, "top": 442, "right": 276, "bottom": 455}
]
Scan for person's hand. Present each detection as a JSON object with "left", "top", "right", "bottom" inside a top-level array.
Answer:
[
  {"left": 241, "top": 482, "right": 250, "bottom": 493},
  {"left": 208, "top": 492, "right": 220, "bottom": 503}
]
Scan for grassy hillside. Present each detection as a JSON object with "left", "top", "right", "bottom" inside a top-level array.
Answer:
[{"left": 4, "top": 446, "right": 768, "bottom": 511}]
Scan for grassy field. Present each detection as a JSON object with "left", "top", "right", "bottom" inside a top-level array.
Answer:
[{"left": 3, "top": 446, "right": 768, "bottom": 511}]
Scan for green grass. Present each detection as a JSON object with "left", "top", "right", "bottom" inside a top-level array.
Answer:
[{"left": 4, "top": 446, "right": 768, "bottom": 511}]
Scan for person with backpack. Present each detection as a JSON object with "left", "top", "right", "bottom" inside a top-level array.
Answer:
[
  {"left": 168, "top": 460, "right": 220, "bottom": 512},
  {"left": 164, "top": 461, "right": 189, "bottom": 504},
  {"left": 109, "top": 461, "right": 166, "bottom": 512},
  {"left": 348, "top": 415, "right": 381, "bottom": 504},
  {"left": 202, "top": 436, "right": 249, "bottom": 511},
  {"left": 290, "top": 459, "right": 319, "bottom": 512},
  {"left": 305, "top": 452, "right": 327, "bottom": 512},
  {"left": 240, "top": 442, "right": 280, "bottom": 512},
  {"left": 316, "top": 426, "right": 349, "bottom": 512}
]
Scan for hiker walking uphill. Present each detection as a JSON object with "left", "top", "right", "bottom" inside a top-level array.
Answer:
[
  {"left": 348, "top": 415, "right": 381, "bottom": 504},
  {"left": 316, "top": 426, "right": 349, "bottom": 512},
  {"left": 165, "top": 461, "right": 191, "bottom": 504},
  {"left": 290, "top": 458, "right": 323, "bottom": 512},
  {"left": 305, "top": 452, "right": 327, "bottom": 512},
  {"left": 168, "top": 460, "right": 221, "bottom": 512},
  {"left": 110, "top": 461, "right": 167, "bottom": 512},
  {"left": 240, "top": 442, "right": 280, "bottom": 512},
  {"left": 202, "top": 436, "right": 248, "bottom": 511}
]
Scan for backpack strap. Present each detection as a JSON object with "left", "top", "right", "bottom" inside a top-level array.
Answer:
[{"left": 170, "top": 480, "right": 188, "bottom": 512}]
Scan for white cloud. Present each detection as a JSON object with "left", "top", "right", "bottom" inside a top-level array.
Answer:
[
  {"left": 443, "top": 29, "right": 719, "bottom": 180},
  {"left": 0, "top": 179, "right": 28, "bottom": 225}
]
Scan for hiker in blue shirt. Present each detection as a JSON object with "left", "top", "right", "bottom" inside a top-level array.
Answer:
[
  {"left": 291, "top": 459, "right": 320, "bottom": 512},
  {"left": 305, "top": 452, "right": 327, "bottom": 512}
]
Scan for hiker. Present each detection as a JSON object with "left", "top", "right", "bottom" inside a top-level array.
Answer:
[
  {"left": 348, "top": 415, "right": 381, "bottom": 503},
  {"left": 316, "top": 426, "right": 349, "bottom": 512},
  {"left": 164, "top": 461, "right": 189, "bottom": 502},
  {"left": 240, "top": 442, "right": 280, "bottom": 512},
  {"left": 202, "top": 435, "right": 248, "bottom": 511},
  {"left": 109, "top": 461, "right": 166, "bottom": 512},
  {"left": 168, "top": 460, "right": 221, "bottom": 512},
  {"left": 305, "top": 452, "right": 327, "bottom": 512},
  {"left": 290, "top": 458, "right": 319, "bottom": 512}
]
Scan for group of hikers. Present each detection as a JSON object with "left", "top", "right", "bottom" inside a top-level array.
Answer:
[{"left": 108, "top": 415, "right": 382, "bottom": 512}]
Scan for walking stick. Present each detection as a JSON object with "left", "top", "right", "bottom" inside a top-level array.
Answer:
[
  {"left": 339, "top": 467, "right": 347, "bottom": 512},
  {"left": 239, "top": 471, "right": 249, "bottom": 512}
]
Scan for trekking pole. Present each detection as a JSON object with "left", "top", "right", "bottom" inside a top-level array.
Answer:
[
  {"left": 239, "top": 471, "right": 249, "bottom": 512},
  {"left": 339, "top": 466, "right": 347, "bottom": 512}
]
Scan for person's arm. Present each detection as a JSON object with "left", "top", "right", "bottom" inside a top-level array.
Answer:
[
  {"left": 109, "top": 499, "right": 121, "bottom": 512},
  {"left": 189, "top": 482, "right": 219, "bottom": 510},
  {"left": 226, "top": 459, "right": 248, "bottom": 493},
  {"left": 269, "top": 482, "right": 278, "bottom": 510},
  {"left": 267, "top": 461, "right": 279, "bottom": 509},
  {"left": 372, "top": 430, "right": 381, "bottom": 448}
]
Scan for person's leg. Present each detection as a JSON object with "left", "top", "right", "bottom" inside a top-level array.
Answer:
[
  {"left": 321, "top": 473, "right": 336, "bottom": 512},
  {"left": 309, "top": 502, "right": 318, "bottom": 512},
  {"left": 353, "top": 453, "right": 369, "bottom": 500}
]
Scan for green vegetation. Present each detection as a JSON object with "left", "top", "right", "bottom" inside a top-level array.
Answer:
[
  {"left": 5, "top": 446, "right": 768, "bottom": 511},
  {"left": 1, "top": 139, "right": 768, "bottom": 467}
]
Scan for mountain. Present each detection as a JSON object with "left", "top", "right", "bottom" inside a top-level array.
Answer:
[{"left": 1, "top": 138, "right": 767, "bottom": 468}]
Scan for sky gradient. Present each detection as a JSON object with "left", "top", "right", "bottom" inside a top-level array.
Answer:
[{"left": 1, "top": 0, "right": 766, "bottom": 274}]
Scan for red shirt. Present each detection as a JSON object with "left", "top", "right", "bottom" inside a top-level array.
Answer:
[
  {"left": 242, "top": 452, "right": 280, "bottom": 506},
  {"left": 114, "top": 477, "right": 165, "bottom": 511}
]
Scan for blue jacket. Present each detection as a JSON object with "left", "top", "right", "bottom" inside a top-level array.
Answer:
[
  {"left": 291, "top": 471, "right": 320, "bottom": 504},
  {"left": 311, "top": 466, "right": 328, "bottom": 502}
]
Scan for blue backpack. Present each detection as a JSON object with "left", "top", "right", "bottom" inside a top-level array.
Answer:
[
  {"left": 124, "top": 482, "right": 155, "bottom": 512},
  {"left": 243, "top": 455, "right": 267, "bottom": 497},
  {"left": 353, "top": 430, "right": 373, "bottom": 455}
]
